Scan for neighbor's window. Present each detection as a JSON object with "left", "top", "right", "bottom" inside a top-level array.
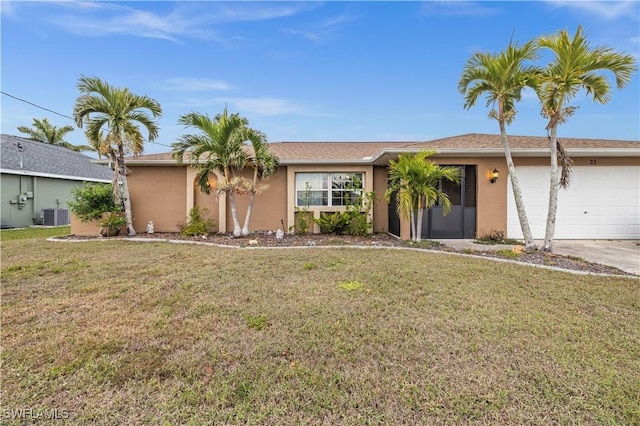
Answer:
[{"left": 296, "top": 173, "right": 363, "bottom": 206}]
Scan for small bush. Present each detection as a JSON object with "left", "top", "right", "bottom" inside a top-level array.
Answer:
[
  {"left": 476, "top": 229, "right": 522, "bottom": 245},
  {"left": 180, "top": 206, "right": 215, "bottom": 236},
  {"left": 315, "top": 211, "right": 350, "bottom": 234},
  {"left": 68, "top": 183, "right": 121, "bottom": 222}
]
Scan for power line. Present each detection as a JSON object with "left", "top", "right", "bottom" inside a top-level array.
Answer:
[
  {"left": 1, "top": 90, "right": 75, "bottom": 120},
  {"left": 1, "top": 90, "right": 173, "bottom": 148}
]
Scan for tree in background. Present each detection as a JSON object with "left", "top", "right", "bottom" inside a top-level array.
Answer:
[
  {"left": 172, "top": 108, "right": 278, "bottom": 237},
  {"left": 385, "top": 151, "right": 461, "bottom": 242},
  {"left": 458, "top": 39, "right": 541, "bottom": 251},
  {"left": 536, "top": 26, "right": 637, "bottom": 252},
  {"left": 73, "top": 76, "right": 162, "bottom": 237},
  {"left": 17, "top": 117, "right": 93, "bottom": 152}
]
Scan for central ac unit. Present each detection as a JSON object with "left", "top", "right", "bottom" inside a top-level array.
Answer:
[{"left": 42, "top": 208, "right": 70, "bottom": 226}]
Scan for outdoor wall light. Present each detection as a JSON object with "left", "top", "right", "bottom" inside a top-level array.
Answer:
[{"left": 490, "top": 168, "right": 500, "bottom": 184}]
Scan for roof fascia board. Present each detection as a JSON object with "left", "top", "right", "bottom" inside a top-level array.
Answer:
[{"left": 0, "top": 168, "right": 111, "bottom": 182}]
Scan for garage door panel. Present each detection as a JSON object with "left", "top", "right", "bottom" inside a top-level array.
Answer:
[{"left": 507, "top": 166, "right": 639, "bottom": 239}]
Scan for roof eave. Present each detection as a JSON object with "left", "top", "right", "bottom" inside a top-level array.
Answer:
[{"left": 0, "top": 168, "right": 112, "bottom": 182}]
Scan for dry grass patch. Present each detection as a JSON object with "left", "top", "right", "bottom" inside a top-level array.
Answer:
[{"left": 1, "top": 238, "right": 639, "bottom": 425}]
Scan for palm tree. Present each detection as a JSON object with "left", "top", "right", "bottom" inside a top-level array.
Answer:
[
  {"left": 85, "top": 130, "right": 111, "bottom": 160},
  {"left": 458, "top": 39, "right": 541, "bottom": 251},
  {"left": 385, "top": 151, "right": 461, "bottom": 242},
  {"left": 17, "top": 118, "right": 93, "bottom": 152},
  {"left": 73, "top": 76, "right": 162, "bottom": 237},
  {"left": 536, "top": 26, "right": 637, "bottom": 252},
  {"left": 172, "top": 108, "right": 278, "bottom": 237}
]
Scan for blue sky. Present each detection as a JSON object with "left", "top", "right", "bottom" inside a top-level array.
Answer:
[{"left": 1, "top": 1, "right": 638, "bottom": 155}]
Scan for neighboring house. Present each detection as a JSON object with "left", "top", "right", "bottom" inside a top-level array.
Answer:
[
  {"left": 73, "top": 133, "right": 639, "bottom": 240},
  {"left": 1, "top": 134, "right": 113, "bottom": 229}
]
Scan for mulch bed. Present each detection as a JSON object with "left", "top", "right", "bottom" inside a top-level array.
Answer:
[{"left": 62, "top": 231, "right": 635, "bottom": 276}]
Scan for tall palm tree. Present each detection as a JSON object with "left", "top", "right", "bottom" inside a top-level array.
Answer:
[
  {"left": 458, "top": 40, "right": 541, "bottom": 251},
  {"left": 385, "top": 151, "right": 461, "bottom": 242},
  {"left": 172, "top": 108, "right": 277, "bottom": 237},
  {"left": 536, "top": 26, "right": 637, "bottom": 252},
  {"left": 73, "top": 76, "right": 162, "bottom": 237},
  {"left": 17, "top": 118, "right": 93, "bottom": 152}
]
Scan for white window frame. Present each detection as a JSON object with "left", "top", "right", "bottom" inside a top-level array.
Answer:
[{"left": 295, "top": 172, "right": 363, "bottom": 207}]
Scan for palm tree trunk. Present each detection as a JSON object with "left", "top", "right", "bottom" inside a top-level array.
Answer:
[
  {"left": 499, "top": 124, "right": 536, "bottom": 251},
  {"left": 116, "top": 146, "right": 136, "bottom": 237},
  {"left": 241, "top": 190, "right": 256, "bottom": 236},
  {"left": 241, "top": 168, "right": 260, "bottom": 236},
  {"left": 415, "top": 197, "right": 424, "bottom": 242},
  {"left": 121, "top": 171, "right": 136, "bottom": 237},
  {"left": 409, "top": 207, "right": 416, "bottom": 241},
  {"left": 542, "top": 125, "right": 560, "bottom": 252},
  {"left": 227, "top": 190, "right": 242, "bottom": 237},
  {"left": 108, "top": 151, "right": 120, "bottom": 206}
]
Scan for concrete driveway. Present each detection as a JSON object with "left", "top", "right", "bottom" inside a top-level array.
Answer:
[
  {"left": 437, "top": 239, "right": 640, "bottom": 276},
  {"left": 544, "top": 240, "right": 640, "bottom": 276}
]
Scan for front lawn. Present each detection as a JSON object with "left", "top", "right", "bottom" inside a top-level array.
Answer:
[
  {"left": 1, "top": 238, "right": 638, "bottom": 425},
  {"left": 0, "top": 225, "right": 70, "bottom": 241}
]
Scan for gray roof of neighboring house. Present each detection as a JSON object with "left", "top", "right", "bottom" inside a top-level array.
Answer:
[{"left": 1, "top": 134, "right": 113, "bottom": 182}]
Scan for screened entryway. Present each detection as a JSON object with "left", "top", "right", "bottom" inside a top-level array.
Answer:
[{"left": 388, "top": 165, "right": 477, "bottom": 239}]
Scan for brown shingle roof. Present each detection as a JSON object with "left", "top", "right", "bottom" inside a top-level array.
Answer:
[
  {"left": 408, "top": 133, "right": 640, "bottom": 150},
  {"left": 126, "top": 133, "right": 639, "bottom": 164}
]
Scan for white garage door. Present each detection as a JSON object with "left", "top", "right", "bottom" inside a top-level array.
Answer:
[{"left": 507, "top": 166, "right": 640, "bottom": 239}]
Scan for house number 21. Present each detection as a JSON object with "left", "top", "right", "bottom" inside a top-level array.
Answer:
[{"left": 590, "top": 159, "right": 597, "bottom": 165}]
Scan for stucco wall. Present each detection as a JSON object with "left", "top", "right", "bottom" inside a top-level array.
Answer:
[
  {"left": 127, "top": 166, "right": 187, "bottom": 233},
  {"left": 372, "top": 166, "right": 390, "bottom": 233},
  {"left": 193, "top": 173, "right": 221, "bottom": 233},
  {"left": 224, "top": 168, "right": 288, "bottom": 233}
]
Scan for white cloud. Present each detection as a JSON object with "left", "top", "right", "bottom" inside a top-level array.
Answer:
[
  {"left": 284, "top": 12, "right": 356, "bottom": 43},
  {"left": 224, "top": 97, "right": 309, "bottom": 116},
  {"left": 0, "top": 1, "right": 15, "bottom": 17},
  {"left": 160, "top": 78, "right": 233, "bottom": 92},
  {"left": 421, "top": 1, "right": 501, "bottom": 17},
  {"left": 13, "top": 1, "right": 321, "bottom": 42},
  {"left": 544, "top": 0, "right": 639, "bottom": 21}
]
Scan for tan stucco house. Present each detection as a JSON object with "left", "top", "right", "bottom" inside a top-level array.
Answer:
[{"left": 71, "top": 133, "right": 640, "bottom": 240}]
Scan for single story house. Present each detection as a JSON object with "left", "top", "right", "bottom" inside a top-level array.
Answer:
[
  {"left": 71, "top": 133, "right": 639, "bottom": 240},
  {"left": 1, "top": 134, "right": 113, "bottom": 229}
]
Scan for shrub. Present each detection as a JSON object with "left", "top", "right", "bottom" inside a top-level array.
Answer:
[
  {"left": 476, "top": 229, "right": 522, "bottom": 245},
  {"left": 180, "top": 206, "right": 215, "bottom": 236},
  {"left": 293, "top": 182, "right": 313, "bottom": 235},
  {"left": 344, "top": 191, "right": 374, "bottom": 236},
  {"left": 314, "top": 211, "right": 350, "bottom": 234},
  {"left": 99, "top": 212, "right": 126, "bottom": 237},
  {"left": 313, "top": 191, "right": 374, "bottom": 236},
  {"left": 68, "top": 183, "right": 121, "bottom": 222}
]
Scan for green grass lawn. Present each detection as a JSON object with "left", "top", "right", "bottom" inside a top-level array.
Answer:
[
  {"left": 1, "top": 235, "right": 639, "bottom": 425},
  {"left": 0, "top": 225, "right": 70, "bottom": 241}
]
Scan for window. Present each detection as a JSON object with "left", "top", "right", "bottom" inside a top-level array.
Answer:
[{"left": 296, "top": 173, "right": 363, "bottom": 206}]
